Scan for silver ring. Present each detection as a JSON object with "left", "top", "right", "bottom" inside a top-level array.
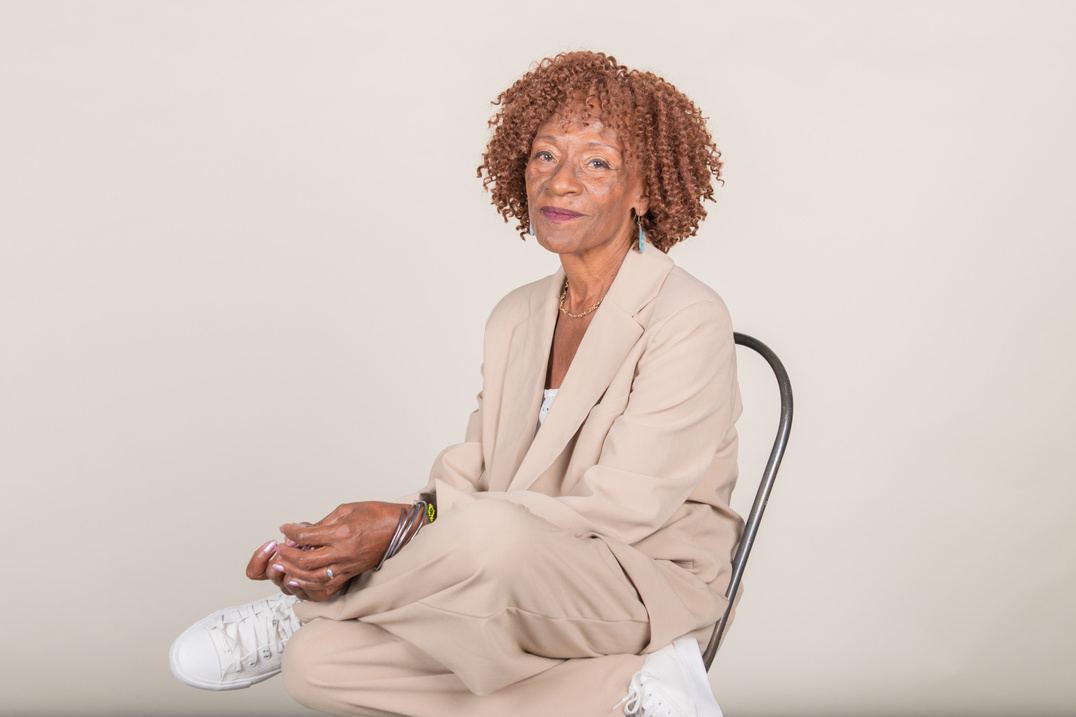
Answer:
[{"left": 326, "top": 567, "right": 333, "bottom": 580}]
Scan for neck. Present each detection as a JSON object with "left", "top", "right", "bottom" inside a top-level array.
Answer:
[{"left": 559, "top": 239, "right": 631, "bottom": 309}]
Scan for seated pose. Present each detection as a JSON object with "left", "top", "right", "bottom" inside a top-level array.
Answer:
[{"left": 171, "top": 51, "right": 741, "bottom": 717}]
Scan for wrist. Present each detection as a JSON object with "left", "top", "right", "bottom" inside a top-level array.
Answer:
[{"left": 374, "top": 501, "right": 429, "bottom": 571}]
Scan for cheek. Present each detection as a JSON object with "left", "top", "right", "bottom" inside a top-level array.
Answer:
[
  {"left": 525, "top": 170, "right": 540, "bottom": 200},
  {"left": 588, "top": 186, "right": 626, "bottom": 214},
  {"left": 589, "top": 174, "right": 628, "bottom": 200}
]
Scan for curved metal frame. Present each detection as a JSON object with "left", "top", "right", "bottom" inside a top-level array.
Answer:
[{"left": 702, "top": 332, "right": 794, "bottom": 669}]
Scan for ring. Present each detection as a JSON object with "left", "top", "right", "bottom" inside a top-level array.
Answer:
[{"left": 326, "top": 567, "right": 334, "bottom": 580}]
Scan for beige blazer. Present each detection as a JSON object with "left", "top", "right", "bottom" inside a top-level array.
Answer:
[{"left": 419, "top": 243, "right": 743, "bottom": 651}]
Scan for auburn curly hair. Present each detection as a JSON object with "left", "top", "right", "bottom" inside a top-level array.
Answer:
[{"left": 478, "top": 51, "right": 722, "bottom": 252}]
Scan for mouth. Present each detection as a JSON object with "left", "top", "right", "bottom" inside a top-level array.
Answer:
[{"left": 540, "top": 206, "right": 584, "bottom": 223}]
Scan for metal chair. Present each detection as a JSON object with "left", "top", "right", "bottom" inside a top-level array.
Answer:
[{"left": 702, "top": 332, "right": 794, "bottom": 669}]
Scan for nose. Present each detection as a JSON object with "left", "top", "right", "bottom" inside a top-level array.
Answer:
[{"left": 548, "top": 158, "right": 583, "bottom": 195}]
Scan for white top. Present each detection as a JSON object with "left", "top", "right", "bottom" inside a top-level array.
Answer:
[{"left": 537, "top": 388, "right": 558, "bottom": 429}]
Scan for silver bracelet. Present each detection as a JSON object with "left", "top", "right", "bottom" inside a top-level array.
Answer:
[
  {"left": 374, "top": 505, "right": 411, "bottom": 572},
  {"left": 374, "top": 501, "right": 427, "bottom": 571}
]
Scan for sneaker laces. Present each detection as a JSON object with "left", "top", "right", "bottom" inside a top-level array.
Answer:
[
  {"left": 206, "top": 596, "right": 300, "bottom": 676},
  {"left": 614, "top": 670, "right": 656, "bottom": 716},
  {"left": 615, "top": 670, "right": 688, "bottom": 717}
]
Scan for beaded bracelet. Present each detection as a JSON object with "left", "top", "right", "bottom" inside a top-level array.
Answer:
[{"left": 419, "top": 492, "right": 437, "bottom": 523}]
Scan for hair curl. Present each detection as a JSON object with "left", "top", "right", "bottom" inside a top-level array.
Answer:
[{"left": 478, "top": 51, "right": 722, "bottom": 252}]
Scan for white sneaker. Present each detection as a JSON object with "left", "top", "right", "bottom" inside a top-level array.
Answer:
[
  {"left": 615, "top": 638, "right": 723, "bottom": 717},
  {"left": 169, "top": 594, "right": 302, "bottom": 690}
]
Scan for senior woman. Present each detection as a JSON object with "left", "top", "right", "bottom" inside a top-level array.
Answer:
[{"left": 170, "top": 51, "right": 741, "bottom": 717}]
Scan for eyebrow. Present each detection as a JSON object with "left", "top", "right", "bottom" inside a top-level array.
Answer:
[{"left": 533, "top": 135, "right": 621, "bottom": 153}]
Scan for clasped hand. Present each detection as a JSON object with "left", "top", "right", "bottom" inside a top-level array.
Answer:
[{"left": 245, "top": 501, "right": 403, "bottom": 602}]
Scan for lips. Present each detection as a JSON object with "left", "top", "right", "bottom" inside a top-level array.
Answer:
[{"left": 540, "top": 206, "right": 583, "bottom": 223}]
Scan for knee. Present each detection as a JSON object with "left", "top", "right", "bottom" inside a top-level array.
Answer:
[
  {"left": 438, "top": 499, "right": 555, "bottom": 581},
  {"left": 283, "top": 619, "right": 414, "bottom": 717},
  {"left": 281, "top": 620, "right": 342, "bottom": 715}
]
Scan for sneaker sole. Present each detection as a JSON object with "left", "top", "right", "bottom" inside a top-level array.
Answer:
[{"left": 168, "top": 622, "right": 281, "bottom": 691}]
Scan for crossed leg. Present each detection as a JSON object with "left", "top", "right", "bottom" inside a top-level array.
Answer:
[{"left": 282, "top": 499, "right": 651, "bottom": 716}]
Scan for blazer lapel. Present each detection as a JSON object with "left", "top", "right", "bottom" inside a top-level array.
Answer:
[
  {"left": 507, "top": 245, "right": 675, "bottom": 492},
  {"left": 487, "top": 269, "right": 562, "bottom": 492}
]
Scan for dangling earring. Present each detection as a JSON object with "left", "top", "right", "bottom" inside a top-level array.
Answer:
[
  {"left": 636, "top": 216, "right": 646, "bottom": 253},
  {"left": 529, "top": 222, "right": 535, "bottom": 236}
]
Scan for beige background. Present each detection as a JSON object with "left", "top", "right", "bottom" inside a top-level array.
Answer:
[{"left": 2, "top": 1, "right": 1074, "bottom": 715}]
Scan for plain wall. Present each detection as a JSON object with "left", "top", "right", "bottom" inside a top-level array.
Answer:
[{"left": 2, "top": 1, "right": 1074, "bottom": 715}]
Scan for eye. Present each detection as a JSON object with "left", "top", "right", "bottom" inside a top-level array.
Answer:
[
  {"left": 588, "top": 158, "right": 611, "bottom": 170},
  {"left": 532, "top": 150, "right": 555, "bottom": 162}
]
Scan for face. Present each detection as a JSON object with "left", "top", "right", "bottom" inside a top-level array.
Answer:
[{"left": 525, "top": 112, "right": 648, "bottom": 262}]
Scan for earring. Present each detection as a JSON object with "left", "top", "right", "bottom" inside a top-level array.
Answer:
[
  {"left": 636, "top": 216, "right": 646, "bottom": 253},
  {"left": 529, "top": 222, "right": 535, "bottom": 236}
]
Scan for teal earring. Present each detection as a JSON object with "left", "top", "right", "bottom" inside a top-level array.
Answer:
[
  {"left": 529, "top": 222, "right": 535, "bottom": 236},
  {"left": 636, "top": 216, "right": 646, "bottom": 253}
]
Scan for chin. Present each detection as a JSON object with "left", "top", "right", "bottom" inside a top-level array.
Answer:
[{"left": 536, "top": 236, "right": 577, "bottom": 254}]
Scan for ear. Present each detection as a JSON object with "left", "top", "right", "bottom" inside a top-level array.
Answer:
[
  {"left": 629, "top": 158, "right": 649, "bottom": 217},
  {"left": 633, "top": 183, "right": 650, "bottom": 219}
]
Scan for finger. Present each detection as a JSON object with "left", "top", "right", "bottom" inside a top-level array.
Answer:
[
  {"left": 246, "top": 540, "right": 278, "bottom": 580},
  {"left": 271, "top": 555, "right": 341, "bottom": 585},
  {"left": 265, "top": 558, "right": 314, "bottom": 600},
  {"left": 281, "top": 581, "right": 311, "bottom": 601},
  {"left": 267, "top": 559, "right": 289, "bottom": 591},
  {"left": 274, "top": 543, "right": 338, "bottom": 572},
  {"left": 271, "top": 547, "right": 346, "bottom": 585},
  {"left": 271, "top": 574, "right": 288, "bottom": 593},
  {"left": 284, "top": 572, "right": 346, "bottom": 594},
  {"left": 280, "top": 522, "right": 333, "bottom": 547}
]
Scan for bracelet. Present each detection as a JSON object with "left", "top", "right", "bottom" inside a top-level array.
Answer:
[
  {"left": 419, "top": 491, "right": 437, "bottom": 523},
  {"left": 374, "top": 501, "right": 427, "bottom": 571},
  {"left": 375, "top": 504, "right": 417, "bottom": 571}
]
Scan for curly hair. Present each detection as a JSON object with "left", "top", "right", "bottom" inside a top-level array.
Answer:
[{"left": 478, "top": 51, "right": 722, "bottom": 252}]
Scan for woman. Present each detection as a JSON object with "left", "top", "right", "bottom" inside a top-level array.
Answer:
[{"left": 170, "top": 51, "right": 741, "bottom": 717}]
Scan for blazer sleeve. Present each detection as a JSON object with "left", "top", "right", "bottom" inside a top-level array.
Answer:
[{"left": 480, "top": 299, "right": 738, "bottom": 546}]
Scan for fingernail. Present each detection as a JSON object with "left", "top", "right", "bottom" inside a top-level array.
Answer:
[
  {"left": 286, "top": 539, "right": 298, "bottom": 548},
  {"left": 272, "top": 564, "right": 286, "bottom": 573},
  {"left": 287, "top": 581, "right": 298, "bottom": 587},
  {"left": 263, "top": 540, "right": 277, "bottom": 554}
]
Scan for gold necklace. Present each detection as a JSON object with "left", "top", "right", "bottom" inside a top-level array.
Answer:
[{"left": 559, "top": 280, "right": 604, "bottom": 319}]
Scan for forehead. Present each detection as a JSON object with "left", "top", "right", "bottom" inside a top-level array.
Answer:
[{"left": 533, "top": 111, "right": 624, "bottom": 152}]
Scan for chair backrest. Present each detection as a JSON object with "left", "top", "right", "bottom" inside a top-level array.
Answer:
[{"left": 702, "top": 332, "right": 794, "bottom": 669}]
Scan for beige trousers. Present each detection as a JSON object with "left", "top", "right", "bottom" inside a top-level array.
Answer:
[{"left": 283, "top": 499, "right": 652, "bottom": 716}]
